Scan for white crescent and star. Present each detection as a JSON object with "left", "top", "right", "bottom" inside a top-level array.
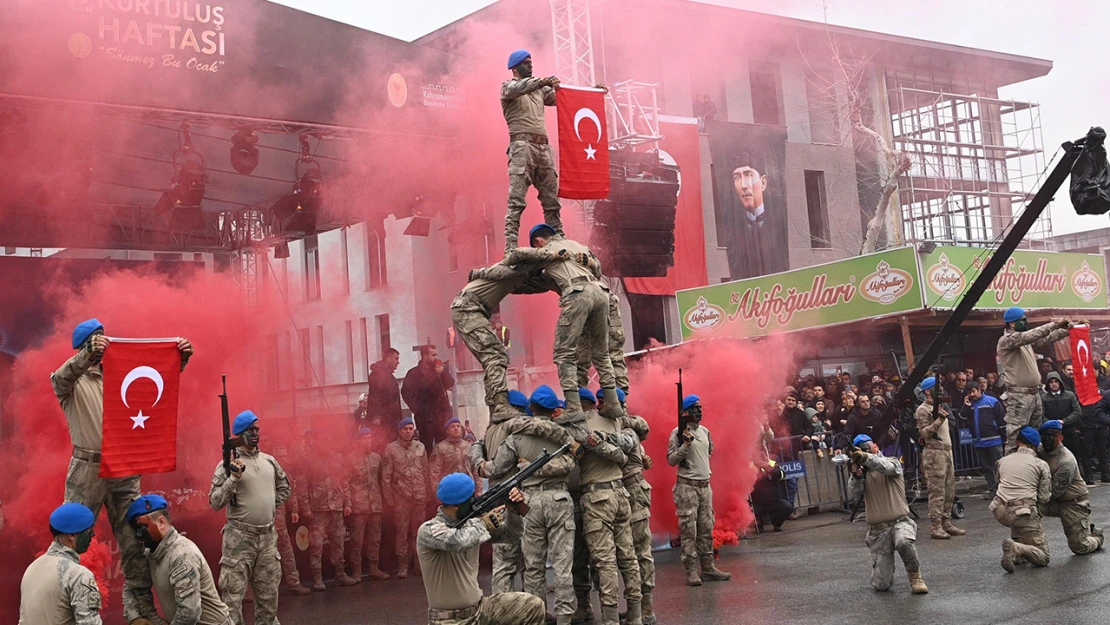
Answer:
[
  {"left": 573, "top": 107, "right": 602, "bottom": 160},
  {"left": 121, "top": 366, "right": 165, "bottom": 429}
]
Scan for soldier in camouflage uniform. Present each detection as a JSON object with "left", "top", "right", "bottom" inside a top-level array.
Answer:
[
  {"left": 272, "top": 495, "right": 309, "bottom": 594},
  {"left": 431, "top": 418, "right": 482, "bottom": 496},
  {"left": 348, "top": 427, "right": 390, "bottom": 581},
  {"left": 299, "top": 431, "right": 358, "bottom": 590},
  {"left": 501, "top": 49, "right": 562, "bottom": 254},
  {"left": 483, "top": 387, "right": 579, "bottom": 625},
  {"left": 1038, "top": 421, "right": 1105, "bottom": 555},
  {"left": 997, "top": 309, "right": 1072, "bottom": 452},
  {"left": 418, "top": 473, "right": 545, "bottom": 625},
  {"left": 993, "top": 427, "right": 1053, "bottom": 572},
  {"left": 125, "top": 494, "right": 233, "bottom": 625},
  {"left": 506, "top": 225, "right": 625, "bottom": 418},
  {"left": 209, "top": 411, "right": 291, "bottom": 625},
  {"left": 914, "top": 378, "right": 964, "bottom": 539},
  {"left": 19, "top": 503, "right": 102, "bottom": 625},
  {"left": 667, "top": 395, "right": 731, "bottom": 587},
  {"left": 383, "top": 417, "right": 431, "bottom": 579},
  {"left": 575, "top": 259, "right": 630, "bottom": 395}
]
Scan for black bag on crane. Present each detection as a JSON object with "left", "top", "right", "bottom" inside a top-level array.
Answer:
[{"left": 1070, "top": 126, "right": 1110, "bottom": 215}]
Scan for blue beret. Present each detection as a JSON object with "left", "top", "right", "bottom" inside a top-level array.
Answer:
[
  {"left": 507, "top": 390, "right": 529, "bottom": 409},
  {"left": 72, "top": 318, "right": 103, "bottom": 349},
  {"left": 50, "top": 503, "right": 95, "bottom": 534},
  {"left": 524, "top": 405, "right": 533, "bottom": 417},
  {"left": 559, "top": 400, "right": 567, "bottom": 409},
  {"left": 853, "top": 434, "right": 873, "bottom": 447},
  {"left": 529, "top": 224, "right": 556, "bottom": 242},
  {"left": 530, "top": 385, "right": 560, "bottom": 410},
  {"left": 578, "top": 388, "right": 596, "bottom": 404},
  {"left": 398, "top": 417, "right": 415, "bottom": 430},
  {"left": 616, "top": 388, "right": 627, "bottom": 403},
  {"left": 232, "top": 410, "right": 258, "bottom": 435},
  {"left": 507, "top": 49, "right": 531, "bottom": 69},
  {"left": 682, "top": 394, "right": 700, "bottom": 411},
  {"left": 919, "top": 377, "right": 936, "bottom": 392},
  {"left": 445, "top": 417, "right": 461, "bottom": 428},
  {"left": 1004, "top": 307, "right": 1026, "bottom": 323},
  {"left": 1018, "top": 426, "right": 1041, "bottom": 447},
  {"left": 1039, "top": 420, "right": 1064, "bottom": 433},
  {"left": 126, "top": 494, "right": 169, "bottom": 525},
  {"left": 357, "top": 427, "right": 373, "bottom": 437},
  {"left": 437, "top": 473, "right": 476, "bottom": 505}
]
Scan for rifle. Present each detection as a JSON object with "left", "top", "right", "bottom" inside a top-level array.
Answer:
[
  {"left": 677, "top": 369, "right": 690, "bottom": 468},
  {"left": 452, "top": 442, "right": 572, "bottom": 527},
  {"left": 219, "top": 375, "right": 243, "bottom": 505}
]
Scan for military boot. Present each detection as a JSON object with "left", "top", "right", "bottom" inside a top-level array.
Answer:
[
  {"left": 490, "top": 391, "right": 518, "bottom": 419},
  {"left": 367, "top": 561, "right": 391, "bottom": 580},
  {"left": 683, "top": 558, "right": 702, "bottom": 586},
  {"left": 942, "top": 518, "right": 966, "bottom": 536},
  {"left": 334, "top": 572, "right": 358, "bottom": 586},
  {"left": 699, "top": 554, "right": 732, "bottom": 581},
  {"left": 599, "top": 389, "right": 624, "bottom": 419},
  {"left": 311, "top": 575, "right": 326, "bottom": 592},
  {"left": 287, "top": 583, "right": 312, "bottom": 596},
  {"left": 908, "top": 570, "right": 929, "bottom": 594},
  {"left": 641, "top": 593, "right": 656, "bottom": 625},
  {"left": 571, "top": 594, "right": 594, "bottom": 623},
  {"left": 600, "top": 605, "right": 621, "bottom": 625},
  {"left": 564, "top": 391, "right": 584, "bottom": 415},
  {"left": 350, "top": 563, "right": 363, "bottom": 583},
  {"left": 1000, "top": 538, "right": 1015, "bottom": 573},
  {"left": 623, "top": 600, "right": 643, "bottom": 625},
  {"left": 396, "top": 563, "right": 409, "bottom": 580},
  {"left": 930, "top": 519, "right": 951, "bottom": 539}
]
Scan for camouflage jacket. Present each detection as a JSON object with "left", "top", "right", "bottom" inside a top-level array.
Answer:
[
  {"left": 349, "top": 451, "right": 384, "bottom": 515},
  {"left": 430, "top": 439, "right": 482, "bottom": 496},
  {"left": 382, "top": 440, "right": 430, "bottom": 503},
  {"left": 618, "top": 414, "right": 651, "bottom": 479},
  {"left": 300, "top": 451, "right": 351, "bottom": 512},
  {"left": 18, "top": 541, "right": 102, "bottom": 625}
]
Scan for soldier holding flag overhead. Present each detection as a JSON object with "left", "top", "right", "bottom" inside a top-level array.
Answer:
[{"left": 51, "top": 318, "right": 192, "bottom": 624}]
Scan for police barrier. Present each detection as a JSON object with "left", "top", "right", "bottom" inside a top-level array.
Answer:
[{"left": 765, "top": 435, "right": 851, "bottom": 511}]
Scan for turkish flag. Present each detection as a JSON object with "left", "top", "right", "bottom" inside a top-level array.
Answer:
[
  {"left": 1070, "top": 325, "right": 1102, "bottom": 406},
  {"left": 557, "top": 86, "right": 609, "bottom": 199},
  {"left": 99, "top": 340, "right": 181, "bottom": 478}
]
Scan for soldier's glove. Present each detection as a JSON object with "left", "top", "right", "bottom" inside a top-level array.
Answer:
[
  {"left": 850, "top": 448, "right": 868, "bottom": 466},
  {"left": 468, "top": 269, "right": 476, "bottom": 282},
  {"left": 556, "top": 248, "right": 570, "bottom": 260},
  {"left": 481, "top": 506, "right": 507, "bottom": 532},
  {"left": 229, "top": 458, "right": 246, "bottom": 479},
  {"left": 682, "top": 428, "right": 695, "bottom": 444},
  {"left": 568, "top": 440, "right": 582, "bottom": 457},
  {"left": 574, "top": 252, "right": 591, "bottom": 266},
  {"left": 643, "top": 454, "right": 653, "bottom": 469}
]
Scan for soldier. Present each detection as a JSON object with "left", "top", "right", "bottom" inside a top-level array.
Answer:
[
  {"left": 19, "top": 503, "right": 102, "bottom": 625},
  {"left": 555, "top": 387, "right": 642, "bottom": 625},
  {"left": 501, "top": 49, "right": 562, "bottom": 254},
  {"left": 604, "top": 390, "right": 655, "bottom": 625},
  {"left": 209, "top": 411, "right": 291, "bottom": 625},
  {"left": 418, "top": 473, "right": 545, "bottom": 625},
  {"left": 666, "top": 395, "right": 731, "bottom": 587},
  {"left": 505, "top": 225, "right": 624, "bottom": 418},
  {"left": 997, "top": 308, "right": 1072, "bottom": 452},
  {"left": 470, "top": 399, "right": 525, "bottom": 594},
  {"left": 914, "top": 378, "right": 964, "bottom": 539},
  {"left": 348, "top": 427, "right": 390, "bottom": 582},
  {"left": 383, "top": 417, "right": 431, "bottom": 579},
  {"left": 272, "top": 486, "right": 310, "bottom": 595},
  {"left": 483, "top": 387, "right": 580, "bottom": 625},
  {"left": 300, "top": 431, "right": 358, "bottom": 590},
  {"left": 431, "top": 417, "right": 482, "bottom": 497},
  {"left": 846, "top": 435, "right": 928, "bottom": 594},
  {"left": 1037, "top": 420, "right": 1105, "bottom": 555},
  {"left": 124, "top": 494, "right": 233, "bottom": 624},
  {"left": 993, "top": 427, "right": 1052, "bottom": 572},
  {"left": 52, "top": 319, "right": 192, "bottom": 624},
  {"left": 576, "top": 258, "right": 629, "bottom": 397}
]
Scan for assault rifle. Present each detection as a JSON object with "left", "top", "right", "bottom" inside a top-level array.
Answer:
[
  {"left": 452, "top": 442, "right": 572, "bottom": 527},
  {"left": 677, "top": 369, "right": 690, "bottom": 469},
  {"left": 219, "top": 375, "right": 243, "bottom": 505}
]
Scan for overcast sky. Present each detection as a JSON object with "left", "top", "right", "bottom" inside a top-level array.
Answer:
[{"left": 269, "top": 0, "right": 1110, "bottom": 237}]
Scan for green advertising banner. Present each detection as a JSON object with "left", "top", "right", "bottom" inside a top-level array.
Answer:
[
  {"left": 676, "top": 246, "right": 924, "bottom": 340},
  {"left": 920, "top": 246, "right": 1106, "bottom": 310}
]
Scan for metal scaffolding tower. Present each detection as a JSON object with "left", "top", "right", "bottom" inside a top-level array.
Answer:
[{"left": 550, "top": 0, "right": 596, "bottom": 88}]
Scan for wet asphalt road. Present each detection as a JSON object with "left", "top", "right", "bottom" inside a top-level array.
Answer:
[{"left": 274, "top": 487, "right": 1110, "bottom": 625}]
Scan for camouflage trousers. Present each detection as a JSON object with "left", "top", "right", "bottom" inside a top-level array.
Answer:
[
  {"left": 625, "top": 477, "right": 655, "bottom": 593},
  {"left": 673, "top": 482, "right": 715, "bottom": 562},
  {"left": 64, "top": 453, "right": 156, "bottom": 622},
  {"left": 347, "top": 512, "right": 383, "bottom": 577},
  {"left": 1003, "top": 391, "right": 1043, "bottom": 453},
  {"left": 452, "top": 294, "right": 507, "bottom": 406},
  {"left": 581, "top": 486, "right": 641, "bottom": 612},
  {"left": 395, "top": 499, "right": 426, "bottom": 571},
  {"left": 1042, "top": 498, "right": 1103, "bottom": 555},
  {"left": 430, "top": 592, "right": 546, "bottom": 625},
  {"left": 273, "top": 504, "right": 301, "bottom": 587},
  {"left": 492, "top": 510, "right": 524, "bottom": 593},
  {"left": 554, "top": 284, "right": 615, "bottom": 412},
  {"left": 521, "top": 488, "right": 576, "bottom": 618},
  {"left": 219, "top": 521, "right": 281, "bottom": 625},
  {"left": 505, "top": 139, "right": 561, "bottom": 253},
  {"left": 308, "top": 511, "right": 347, "bottom": 580},
  {"left": 576, "top": 292, "right": 628, "bottom": 393},
  {"left": 864, "top": 516, "right": 919, "bottom": 591},
  {"left": 922, "top": 447, "right": 955, "bottom": 521},
  {"left": 571, "top": 497, "right": 593, "bottom": 611},
  {"left": 992, "top": 498, "right": 1050, "bottom": 566}
]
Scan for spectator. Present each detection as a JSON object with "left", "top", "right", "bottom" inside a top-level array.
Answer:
[
  {"left": 1041, "top": 372, "right": 1085, "bottom": 484},
  {"left": 1039, "top": 358, "right": 1057, "bottom": 386},
  {"left": 353, "top": 392, "right": 370, "bottom": 429},
  {"left": 986, "top": 371, "right": 1004, "bottom": 398},
  {"left": 946, "top": 372, "right": 971, "bottom": 408},
  {"left": 834, "top": 392, "right": 856, "bottom": 443},
  {"left": 959, "top": 384, "right": 1006, "bottom": 498},
  {"left": 977, "top": 377, "right": 989, "bottom": 394},
  {"left": 839, "top": 371, "right": 853, "bottom": 390},
  {"left": 1081, "top": 371, "right": 1110, "bottom": 483},
  {"left": 368, "top": 348, "right": 403, "bottom": 428},
  {"left": 801, "top": 387, "right": 816, "bottom": 406},
  {"left": 964, "top": 367, "right": 976, "bottom": 380},
  {"left": 871, "top": 395, "right": 887, "bottom": 412},
  {"left": 812, "top": 383, "right": 827, "bottom": 406},
  {"left": 401, "top": 345, "right": 456, "bottom": 454},
  {"left": 844, "top": 395, "right": 880, "bottom": 443},
  {"left": 807, "top": 408, "right": 827, "bottom": 458},
  {"left": 751, "top": 460, "right": 794, "bottom": 532}
]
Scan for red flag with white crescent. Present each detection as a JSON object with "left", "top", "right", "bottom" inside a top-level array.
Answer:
[
  {"left": 557, "top": 86, "right": 610, "bottom": 199},
  {"left": 99, "top": 339, "right": 181, "bottom": 478},
  {"left": 1070, "top": 325, "right": 1102, "bottom": 406}
]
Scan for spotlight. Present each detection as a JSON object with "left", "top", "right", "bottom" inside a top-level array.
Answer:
[
  {"left": 269, "top": 134, "right": 323, "bottom": 235},
  {"left": 156, "top": 124, "right": 208, "bottom": 215},
  {"left": 230, "top": 130, "right": 259, "bottom": 175}
]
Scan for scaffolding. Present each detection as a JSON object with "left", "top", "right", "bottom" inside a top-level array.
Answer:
[{"left": 886, "top": 69, "right": 1048, "bottom": 248}]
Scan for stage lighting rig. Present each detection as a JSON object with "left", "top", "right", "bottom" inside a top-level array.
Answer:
[
  {"left": 230, "top": 129, "right": 260, "bottom": 175},
  {"left": 270, "top": 133, "right": 323, "bottom": 235},
  {"left": 155, "top": 123, "right": 208, "bottom": 215}
]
